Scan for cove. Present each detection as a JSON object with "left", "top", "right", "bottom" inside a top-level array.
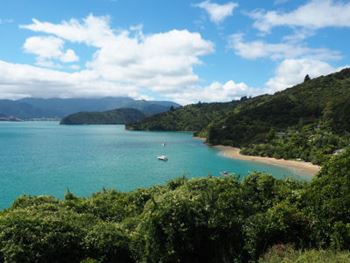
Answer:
[{"left": 0, "top": 122, "right": 309, "bottom": 209}]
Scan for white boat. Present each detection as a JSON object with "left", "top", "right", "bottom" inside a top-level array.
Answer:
[{"left": 157, "top": 155, "right": 168, "bottom": 161}]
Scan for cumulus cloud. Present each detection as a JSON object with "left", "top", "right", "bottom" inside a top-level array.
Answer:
[
  {"left": 0, "top": 15, "right": 214, "bottom": 102},
  {"left": 229, "top": 34, "right": 341, "bottom": 61},
  {"left": 196, "top": 1, "right": 238, "bottom": 24},
  {"left": 250, "top": 0, "right": 350, "bottom": 33},
  {"left": 0, "top": 60, "right": 140, "bottom": 99},
  {"left": 265, "top": 59, "right": 336, "bottom": 93},
  {"left": 166, "top": 80, "right": 255, "bottom": 105},
  {"left": 23, "top": 36, "right": 79, "bottom": 66},
  {"left": 20, "top": 15, "right": 116, "bottom": 47}
]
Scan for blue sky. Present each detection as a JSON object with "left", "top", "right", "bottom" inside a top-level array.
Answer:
[{"left": 0, "top": 0, "right": 349, "bottom": 104}]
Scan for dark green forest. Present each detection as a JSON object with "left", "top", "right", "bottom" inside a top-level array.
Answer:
[
  {"left": 128, "top": 68, "right": 350, "bottom": 164},
  {"left": 0, "top": 149, "right": 349, "bottom": 263},
  {"left": 127, "top": 101, "right": 238, "bottom": 137},
  {"left": 60, "top": 108, "right": 146, "bottom": 125}
]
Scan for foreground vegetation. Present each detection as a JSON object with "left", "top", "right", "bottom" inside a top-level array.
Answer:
[
  {"left": 0, "top": 149, "right": 349, "bottom": 262},
  {"left": 128, "top": 68, "right": 350, "bottom": 164},
  {"left": 260, "top": 245, "right": 350, "bottom": 263}
]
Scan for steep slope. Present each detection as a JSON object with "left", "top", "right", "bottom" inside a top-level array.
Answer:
[
  {"left": 60, "top": 108, "right": 146, "bottom": 125},
  {"left": 126, "top": 101, "right": 239, "bottom": 136},
  {"left": 209, "top": 68, "right": 350, "bottom": 145}
]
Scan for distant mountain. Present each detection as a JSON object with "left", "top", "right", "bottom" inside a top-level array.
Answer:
[
  {"left": 127, "top": 68, "right": 350, "bottom": 164},
  {"left": 0, "top": 97, "right": 180, "bottom": 120},
  {"left": 60, "top": 108, "right": 146, "bottom": 125}
]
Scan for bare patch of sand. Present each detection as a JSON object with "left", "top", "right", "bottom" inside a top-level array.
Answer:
[{"left": 215, "top": 145, "right": 321, "bottom": 176}]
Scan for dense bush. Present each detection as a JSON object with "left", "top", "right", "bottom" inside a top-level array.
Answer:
[
  {"left": 241, "top": 124, "right": 350, "bottom": 164},
  {"left": 0, "top": 150, "right": 349, "bottom": 262},
  {"left": 259, "top": 244, "right": 350, "bottom": 263}
]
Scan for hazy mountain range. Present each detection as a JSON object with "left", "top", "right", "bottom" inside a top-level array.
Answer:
[{"left": 0, "top": 97, "right": 180, "bottom": 120}]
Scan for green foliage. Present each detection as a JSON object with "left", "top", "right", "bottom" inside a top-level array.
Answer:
[
  {"left": 60, "top": 108, "right": 146, "bottom": 125},
  {"left": 241, "top": 124, "right": 350, "bottom": 164},
  {"left": 84, "top": 222, "right": 133, "bottom": 262},
  {"left": 259, "top": 244, "right": 350, "bottom": 263},
  {"left": 0, "top": 150, "right": 350, "bottom": 262},
  {"left": 126, "top": 101, "right": 238, "bottom": 133},
  {"left": 303, "top": 148, "right": 350, "bottom": 248},
  {"left": 136, "top": 177, "right": 246, "bottom": 262},
  {"left": 0, "top": 208, "right": 94, "bottom": 262}
]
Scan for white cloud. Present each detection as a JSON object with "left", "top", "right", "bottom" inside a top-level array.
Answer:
[
  {"left": 229, "top": 34, "right": 341, "bottom": 61},
  {"left": 24, "top": 36, "right": 64, "bottom": 58},
  {"left": 20, "top": 15, "right": 116, "bottom": 47},
  {"left": 23, "top": 36, "right": 79, "bottom": 67},
  {"left": 250, "top": 0, "right": 350, "bottom": 33},
  {"left": 0, "top": 15, "right": 214, "bottom": 102},
  {"left": 167, "top": 80, "right": 255, "bottom": 105},
  {"left": 61, "top": 49, "right": 79, "bottom": 63},
  {"left": 196, "top": 1, "right": 238, "bottom": 24},
  {"left": 0, "top": 60, "right": 139, "bottom": 99},
  {"left": 265, "top": 59, "right": 336, "bottom": 93}
]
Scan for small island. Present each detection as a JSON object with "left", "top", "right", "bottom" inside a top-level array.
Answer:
[{"left": 60, "top": 108, "right": 146, "bottom": 125}]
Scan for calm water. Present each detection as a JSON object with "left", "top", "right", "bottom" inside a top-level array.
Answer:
[{"left": 0, "top": 122, "right": 309, "bottom": 209}]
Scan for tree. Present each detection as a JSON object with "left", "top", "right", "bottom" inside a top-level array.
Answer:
[{"left": 304, "top": 74, "right": 311, "bottom": 82}]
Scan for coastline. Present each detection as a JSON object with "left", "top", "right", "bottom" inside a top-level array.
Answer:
[{"left": 214, "top": 145, "right": 321, "bottom": 177}]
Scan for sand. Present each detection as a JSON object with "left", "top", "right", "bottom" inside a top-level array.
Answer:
[{"left": 214, "top": 145, "right": 321, "bottom": 176}]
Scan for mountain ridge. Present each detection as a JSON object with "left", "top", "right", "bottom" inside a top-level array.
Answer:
[{"left": 0, "top": 97, "right": 180, "bottom": 120}]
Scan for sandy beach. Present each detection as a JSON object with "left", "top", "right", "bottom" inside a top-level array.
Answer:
[{"left": 215, "top": 145, "right": 321, "bottom": 176}]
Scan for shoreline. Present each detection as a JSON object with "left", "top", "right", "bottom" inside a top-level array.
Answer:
[{"left": 214, "top": 145, "right": 321, "bottom": 177}]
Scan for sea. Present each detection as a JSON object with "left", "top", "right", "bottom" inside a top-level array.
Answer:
[{"left": 0, "top": 122, "right": 310, "bottom": 209}]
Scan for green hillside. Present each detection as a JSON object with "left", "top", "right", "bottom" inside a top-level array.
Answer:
[
  {"left": 126, "top": 101, "right": 239, "bottom": 137},
  {"left": 60, "top": 108, "right": 146, "bottom": 125},
  {"left": 128, "top": 68, "right": 350, "bottom": 164}
]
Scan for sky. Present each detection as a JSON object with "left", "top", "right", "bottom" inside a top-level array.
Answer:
[{"left": 0, "top": 0, "right": 349, "bottom": 104}]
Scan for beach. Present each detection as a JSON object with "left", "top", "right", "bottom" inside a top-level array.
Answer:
[{"left": 215, "top": 145, "right": 321, "bottom": 176}]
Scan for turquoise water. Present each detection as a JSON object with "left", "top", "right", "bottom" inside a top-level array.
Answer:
[{"left": 0, "top": 122, "right": 309, "bottom": 209}]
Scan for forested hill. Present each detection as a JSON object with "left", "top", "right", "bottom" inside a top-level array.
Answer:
[
  {"left": 60, "top": 108, "right": 145, "bottom": 125},
  {"left": 127, "top": 68, "right": 350, "bottom": 164},
  {"left": 126, "top": 101, "right": 239, "bottom": 136}
]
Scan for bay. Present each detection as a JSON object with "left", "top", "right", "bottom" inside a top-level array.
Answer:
[{"left": 0, "top": 122, "right": 309, "bottom": 209}]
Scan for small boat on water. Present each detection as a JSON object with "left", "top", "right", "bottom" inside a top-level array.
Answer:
[
  {"left": 157, "top": 155, "right": 168, "bottom": 161},
  {"left": 162, "top": 142, "right": 166, "bottom": 147}
]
